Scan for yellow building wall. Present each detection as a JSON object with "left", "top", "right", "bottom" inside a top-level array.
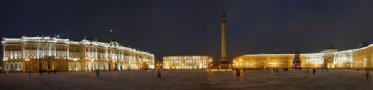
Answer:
[
  {"left": 234, "top": 45, "right": 373, "bottom": 69},
  {"left": 163, "top": 56, "right": 211, "bottom": 70},
  {"left": 233, "top": 55, "right": 293, "bottom": 69}
]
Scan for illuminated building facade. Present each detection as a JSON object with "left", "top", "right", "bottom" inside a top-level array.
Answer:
[
  {"left": 233, "top": 44, "right": 373, "bottom": 69},
  {"left": 163, "top": 56, "right": 212, "bottom": 70},
  {"left": 2, "top": 36, "right": 155, "bottom": 72},
  {"left": 233, "top": 54, "right": 294, "bottom": 69}
]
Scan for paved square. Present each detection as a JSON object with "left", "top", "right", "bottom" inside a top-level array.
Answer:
[{"left": 0, "top": 70, "right": 372, "bottom": 90}]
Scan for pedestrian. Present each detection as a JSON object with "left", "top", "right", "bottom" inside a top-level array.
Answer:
[
  {"left": 307, "top": 69, "right": 309, "bottom": 73},
  {"left": 95, "top": 70, "right": 100, "bottom": 77},
  {"left": 157, "top": 69, "right": 162, "bottom": 79},
  {"left": 312, "top": 69, "right": 316, "bottom": 75},
  {"left": 366, "top": 69, "right": 370, "bottom": 81},
  {"left": 236, "top": 69, "right": 240, "bottom": 77},
  {"left": 39, "top": 70, "right": 43, "bottom": 75}
]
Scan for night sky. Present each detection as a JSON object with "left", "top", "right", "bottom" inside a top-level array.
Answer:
[{"left": 1, "top": 0, "right": 373, "bottom": 60}]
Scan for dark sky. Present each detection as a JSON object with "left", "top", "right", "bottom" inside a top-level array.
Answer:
[{"left": 1, "top": 0, "right": 373, "bottom": 60}]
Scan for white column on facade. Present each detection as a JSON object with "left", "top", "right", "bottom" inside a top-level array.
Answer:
[
  {"left": 93, "top": 46, "right": 95, "bottom": 60},
  {"left": 40, "top": 43, "right": 43, "bottom": 58},
  {"left": 113, "top": 49, "right": 116, "bottom": 61},
  {"left": 84, "top": 46, "right": 88, "bottom": 60},
  {"left": 95, "top": 46, "right": 100, "bottom": 59},
  {"left": 67, "top": 44, "right": 69, "bottom": 59},
  {"left": 108, "top": 48, "right": 111, "bottom": 61},
  {"left": 54, "top": 43, "right": 57, "bottom": 57},
  {"left": 47, "top": 43, "right": 50, "bottom": 56},
  {"left": 43, "top": 43, "right": 46, "bottom": 57},
  {"left": 49, "top": 43, "right": 52, "bottom": 56},
  {"left": 36, "top": 43, "right": 40, "bottom": 59},
  {"left": 43, "top": 43, "right": 45, "bottom": 57},
  {"left": 89, "top": 46, "right": 91, "bottom": 60},
  {"left": 8, "top": 44, "right": 12, "bottom": 60},
  {"left": 105, "top": 47, "right": 108, "bottom": 60},
  {"left": 88, "top": 46, "right": 90, "bottom": 60},
  {"left": 109, "top": 48, "right": 112, "bottom": 61},
  {"left": 87, "top": 46, "right": 90, "bottom": 59},
  {"left": 3, "top": 44, "right": 6, "bottom": 59},
  {"left": 92, "top": 46, "right": 95, "bottom": 60},
  {"left": 83, "top": 46, "right": 86, "bottom": 59},
  {"left": 44, "top": 43, "right": 47, "bottom": 57},
  {"left": 366, "top": 48, "right": 372, "bottom": 68},
  {"left": 40, "top": 43, "right": 43, "bottom": 57},
  {"left": 367, "top": 47, "right": 373, "bottom": 68},
  {"left": 120, "top": 51, "right": 123, "bottom": 61},
  {"left": 49, "top": 43, "right": 53, "bottom": 56},
  {"left": 51, "top": 43, "right": 53, "bottom": 56},
  {"left": 95, "top": 47, "right": 98, "bottom": 60},
  {"left": 42, "top": 43, "right": 45, "bottom": 57},
  {"left": 112, "top": 43, "right": 115, "bottom": 61},
  {"left": 363, "top": 50, "right": 367, "bottom": 68},
  {"left": 22, "top": 42, "right": 25, "bottom": 59}
]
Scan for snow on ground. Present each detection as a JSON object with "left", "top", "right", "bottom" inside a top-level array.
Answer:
[{"left": 0, "top": 70, "right": 373, "bottom": 90}]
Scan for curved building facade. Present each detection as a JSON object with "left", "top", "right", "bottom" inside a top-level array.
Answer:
[
  {"left": 233, "top": 44, "right": 373, "bottom": 69},
  {"left": 2, "top": 36, "right": 155, "bottom": 72}
]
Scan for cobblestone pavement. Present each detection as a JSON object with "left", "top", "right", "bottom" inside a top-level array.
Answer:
[{"left": 0, "top": 70, "right": 372, "bottom": 90}]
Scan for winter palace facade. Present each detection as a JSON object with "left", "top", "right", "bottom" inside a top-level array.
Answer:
[{"left": 2, "top": 36, "right": 155, "bottom": 72}]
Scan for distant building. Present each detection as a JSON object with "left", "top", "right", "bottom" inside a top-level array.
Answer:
[
  {"left": 2, "top": 36, "right": 155, "bottom": 72},
  {"left": 233, "top": 45, "right": 373, "bottom": 69},
  {"left": 162, "top": 56, "right": 212, "bottom": 70}
]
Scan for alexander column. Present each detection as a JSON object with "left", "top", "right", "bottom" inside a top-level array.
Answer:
[
  {"left": 218, "top": 13, "right": 231, "bottom": 69},
  {"left": 220, "top": 13, "right": 227, "bottom": 62}
]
